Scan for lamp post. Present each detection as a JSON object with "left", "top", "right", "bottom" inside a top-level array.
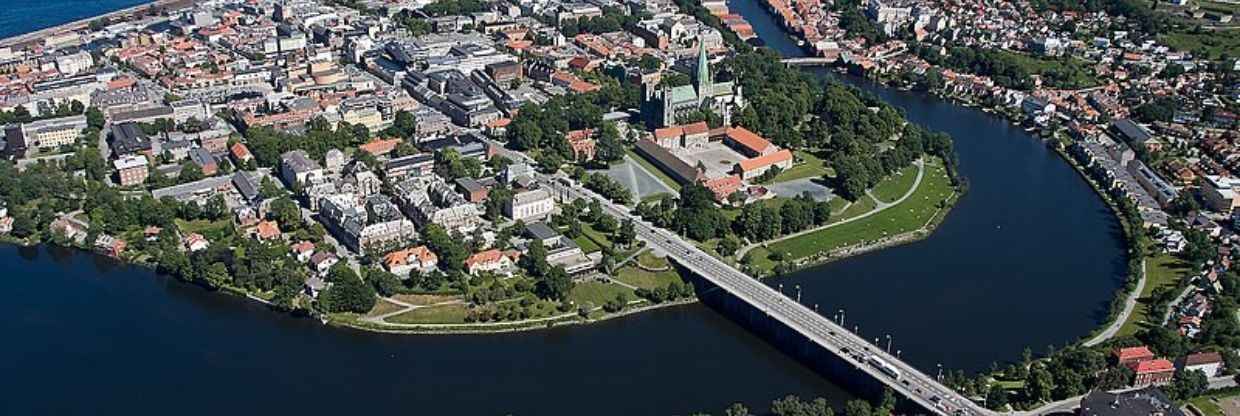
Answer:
[
  {"left": 885, "top": 334, "right": 892, "bottom": 353},
  {"left": 795, "top": 284, "right": 801, "bottom": 303}
]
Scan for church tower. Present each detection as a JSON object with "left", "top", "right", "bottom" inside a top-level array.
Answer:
[{"left": 695, "top": 39, "right": 711, "bottom": 106}]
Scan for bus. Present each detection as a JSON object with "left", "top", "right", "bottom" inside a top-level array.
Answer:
[{"left": 866, "top": 355, "right": 902, "bottom": 380}]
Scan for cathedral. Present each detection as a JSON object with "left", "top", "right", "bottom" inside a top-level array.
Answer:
[{"left": 644, "top": 39, "right": 745, "bottom": 128}]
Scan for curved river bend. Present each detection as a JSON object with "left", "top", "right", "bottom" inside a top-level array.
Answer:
[{"left": 0, "top": 0, "right": 1125, "bottom": 414}]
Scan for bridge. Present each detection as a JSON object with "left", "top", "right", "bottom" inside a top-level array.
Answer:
[
  {"left": 781, "top": 57, "right": 835, "bottom": 66},
  {"left": 543, "top": 177, "right": 992, "bottom": 416}
]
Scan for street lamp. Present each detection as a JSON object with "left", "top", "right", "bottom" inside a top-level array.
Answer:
[
  {"left": 885, "top": 334, "right": 892, "bottom": 353},
  {"left": 795, "top": 284, "right": 801, "bottom": 303},
  {"left": 839, "top": 309, "right": 845, "bottom": 326},
  {"left": 936, "top": 363, "right": 943, "bottom": 381},
  {"left": 778, "top": 283, "right": 783, "bottom": 294}
]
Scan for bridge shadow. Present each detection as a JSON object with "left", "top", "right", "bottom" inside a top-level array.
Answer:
[{"left": 673, "top": 261, "right": 938, "bottom": 414}]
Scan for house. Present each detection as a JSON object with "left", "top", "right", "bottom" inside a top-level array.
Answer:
[
  {"left": 93, "top": 234, "right": 127, "bottom": 258},
  {"left": 565, "top": 129, "right": 596, "bottom": 161},
  {"left": 253, "top": 220, "right": 282, "bottom": 241},
  {"left": 144, "top": 226, "right": 162, "bottom": 242},
  {"left": 1115, "top": 346, "right": 1156, "bottom": 366},
  {"left": 309, "top": 251, "right": 339, "bottom": 274},
  {"left": 382, "top": 245, "right": 439, "bottom": 276},
  {"left": 189, "top": 148, "right": 219, "bottom": 176},
  {"left": 292, "top": 241, "right": 316, "bottom": 263},
  {"left": 230, "top": 142, "right": 254, "bottom": 164},
  {"left": 1077, "top": 387, "right": 1184, "bottom": 416},
  {"left": 464, "top": 248, "right": 519, "bottom": 275},
  {"left": 1112, "top": 119, "right": 1163, "bottom": 152},
  {"left": 305, "top": 276, "right": 328, "bottom": 298},
  {"left": 1179, "top": 352, "right": 1224, "bottom": 377},
  {"left": 182, "top": 233, "right": 209, "bottom": 252},
  {"left": 1129, "top": 358, "right": 1175, "bottom": 386},
  {"left": 0, "top": 217, "right": 12, "bottom": 234}
]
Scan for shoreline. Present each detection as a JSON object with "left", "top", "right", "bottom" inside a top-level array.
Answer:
[
  {"left": 740, "top": 0, "right": 1138, "bottom": 347},
  {"left": 0, "top": 0, "right": 177, "bottom": 48}
]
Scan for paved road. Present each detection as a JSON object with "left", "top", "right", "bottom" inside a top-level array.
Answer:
[
  {"left": 545, "top": 169, "right": 986, "bottom": 416},
  {"left": 1082, "top": 259, "right": 1147, "bottom": 347}
]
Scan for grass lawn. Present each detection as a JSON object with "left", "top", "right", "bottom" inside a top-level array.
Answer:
[
  {"left": 572, "top": 233, "right": 603, "bottom": 254},
  {"left": 569, "top": 281, "right": 635, "bottom": 306},
  {"left": 626, "top": 149, "right": 682, "bottom": 191},
  {"left": 1115, "top": 253, "right": 1191, "bottom": 337},
  {"left": 391, "top": 293, "right": 458, "bottom": 306},
  {"left": 1190, "top": 395, "right": 1226, "bottom": 416},
  {"left": 635, "top": 251, "right": 670, "bottom": 270},
  {"left": 836, "top": 195, "right": 878, "bottom": 221},
  {"left": 175, "top": 218, "right": 231, "bottom": 235},
  {"left": 871, "top": 164, "right": 918, "bottom": 203},
  {"left": 1162, "top": 30, "right": 1240, "bottom": 61},
  {"left": 366, "top": 298, "right": 406, "bottom": 317},
  {"left": 387, "top": 304, "right": 471, "bottom": 324},
  {"left": 764, "top": 160, "right": 953, "bottom": 262},
  {"left": 770, "top": 150, "right": 828, "bottom": 183},
  {"left": 992, "top": 50, "right": 1099, "bottom": 89},
  {"left": 614, "top": 264, "right": 684, "bottom": 290},
  {"left": 742, "top": 246, "right": 779, "bottom": 273}
]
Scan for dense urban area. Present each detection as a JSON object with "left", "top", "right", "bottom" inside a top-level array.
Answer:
[{"left": 0, "top": 0, "right": 1238, "bottom": 413}]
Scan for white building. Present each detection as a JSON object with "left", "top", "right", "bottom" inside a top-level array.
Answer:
[{"left": 505, "top": 188, "right": 554, "bottom": 221}]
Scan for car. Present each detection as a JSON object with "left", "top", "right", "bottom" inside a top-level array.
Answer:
[{"left": 901, "top": 380, "right": 910, "bottom": 386}]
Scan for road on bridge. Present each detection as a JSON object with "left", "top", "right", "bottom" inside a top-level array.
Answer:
[{"left": 541, "top": 174, "right": 991, "bottom": 416}]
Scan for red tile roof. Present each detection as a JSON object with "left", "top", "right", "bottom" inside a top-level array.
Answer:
[
  {"left": 683, "top": 121, "right": 710, "bottom": 136},
  {"left": 654, "top": 126, "right": 683, "bottom": 140},
  {"left": 726, "top": 126, "right": 774, "bottom": 154},
  {"left": 359, "top": 138, "right": 401, "bottom": 156},
  {"left": 1184, "top": 352, "right": 1223, "bottom": 366},
  {"left": 1116, "top": 346, "right": 1155, "bottom": 362},
  {"left": 1130, "top": 359, "right": 1174, "bottom": 374},
  {"left": 737, "top": 149, "right": 793, "bottom": 173}
]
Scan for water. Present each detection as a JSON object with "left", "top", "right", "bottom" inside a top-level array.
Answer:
[
  {"left": 0, "top": 0, "right": 1126, "bottom": 414},
  {"left": 0, "top": 0, "right": 151, "bottom": 39},
  {"left": 727, "top": 0, "right": 1127, "bottom": 373}
]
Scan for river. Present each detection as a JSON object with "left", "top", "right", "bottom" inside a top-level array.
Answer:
[{"left": 0, "top": 0, "right": 1126, "bottom": 414}]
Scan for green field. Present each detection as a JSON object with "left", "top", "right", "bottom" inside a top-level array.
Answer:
[
  {"left": 871, "top": 164, "right": 918, "bottom": 203},
  {"left": 615, "top": 254, "right": 686, "bottom": 290},
  {"left": 770, "top": 150, "right": 829, "bottom": 183},
  {"left": 993, "top": 50, "right": 1099, "bottom": 89},
  {"left": 1162, "top": 30, "right": 1240, "bottom": 61},
  {"left": 387, "top": 304, "right": 471, "bottom": 324},
  {"left": 569, "top": 281, "right": 635, "bottom": 306},
  {"left": 837, "top": 195, "right": 878, "bottom": 220},
  {"left": 1190, "top": 395, "right": 1226, "bottom": 416},
  {"left": 763, "top": 160, "right": 953, "bottom": 262},
  {"left": 1115, "top": 254, "right": 1192, "bottom": 337}
]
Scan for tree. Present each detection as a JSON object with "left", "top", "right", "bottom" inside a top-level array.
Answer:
[
  {"left": 1024, "top": 366, "right": 1054, "bottom": 403},
  {"left": 1167, "top": 369, "right": 1208, "bottom": 400},
  {"left": 986, "top": 385, "right": 1009, "bottom": 410},
  {"left": 724, "top": 403, "right": 751, "bottom": 416},
  {"left": 843, "top": 400, "right": 872, "bottom": 416},
  {"left": 366, "top": 268, "right": 402, "bottom": 297},
  {"left": 179, "top": 162, "right": 205, "bottom": 183},
  {"left": 718, "top": 233, "right": 741, "bottom": 256},
  {"left": 616, "top": 218, "right": 637, "bottom": 248},
  {"left": 596, "top": 122, "right": 625, "bottom": 162},
  {"left": 392, "top": 110, "right": 418, "bottom": 140},
  {"left": 203, "top": 262, "right": 231, "bottom": 289},
  {"left": 270, "top": 197, "right": 303, "bottom": 231},
  {"left": 535, "top": 266, "right": 574, "bottom": 300},
  {"left": 319, "top": 264, "right": 377, "bottom": 313}
]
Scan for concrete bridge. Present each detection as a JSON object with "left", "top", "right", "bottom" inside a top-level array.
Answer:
[
  {"left": 546, "top": 177, "right": 993, "bottom": 416},
  {"left": 781, "top": 57, "right": 835, "bottom": 66}
]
